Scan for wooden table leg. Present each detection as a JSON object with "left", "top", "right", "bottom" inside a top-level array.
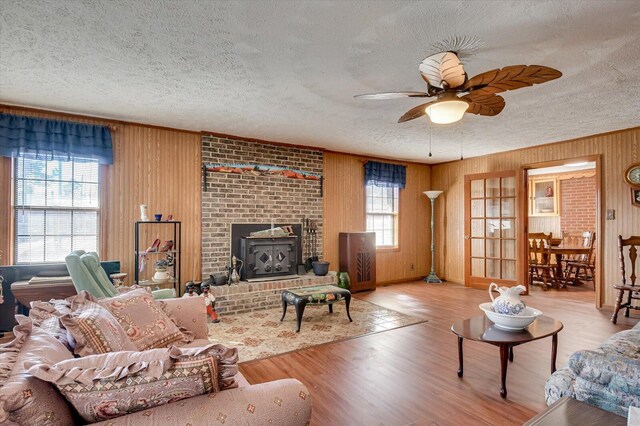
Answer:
[
  {"left": 457, "top": 336, "right": 464, "bottom": 378},
  {"left": 280, "top": 293, "right": 288, "bottom": 322},
  {"left": 344, "top": 293, "right": 353, "bottom": 322},
  {"left": 294, "top": 300, "right": 306, "bottom": 333},
  {"left": 555, "top": 254, "right": 564, "bottom": 288},
  {"left": 509, "top": 345, "right": 514, "bottom": 363},
  {"left": 551, "top": 333, "right": 558, "bottom": 373},
  {"left": 328, "top": 303, "right": 333, "bottom": 314},
  {"left": 500, "top": 344, "right": 509, "bottom": 398}
]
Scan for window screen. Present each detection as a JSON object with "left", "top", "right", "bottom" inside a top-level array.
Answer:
[
  {"left": 365, "top": 184, "right": 399, "bottom": 248},
  {"left": 14, "top": 157, "right": 100, "bottom": 263}
]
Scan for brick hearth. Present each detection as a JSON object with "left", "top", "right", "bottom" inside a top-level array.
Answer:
[{"left": 211, "top": 274, "right": 337, "bottom": 316}]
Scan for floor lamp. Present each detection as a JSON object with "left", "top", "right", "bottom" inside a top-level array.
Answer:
[{"left": 423, "top": 190, "right": 443, "bottom": 283}]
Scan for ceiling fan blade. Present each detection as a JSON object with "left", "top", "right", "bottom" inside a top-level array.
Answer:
[
  {"left": 461, "top": 92, "right": 505, "bottom": 116},
  {"left": 354, "top": 91, "right": 430, "bottom": 100},
  {"left": 398, "top": 101, "right": 436, "bottom": 123},
  {"left": 463, "top": 65, "right": 562, "bottom": 95},
  {"left": 419, "top": 52, "right": 467, "bottom": 89}
]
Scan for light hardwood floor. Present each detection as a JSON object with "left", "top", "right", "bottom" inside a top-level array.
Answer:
[{"left": 239, "top": 282, "right": 638, "bottom": 426}]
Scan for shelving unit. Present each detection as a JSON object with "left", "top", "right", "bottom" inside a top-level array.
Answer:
[
  {"left": 529, "top": 177, "right": 560, "bottom": 217},
  {"left": 134, "top": 221, "right": 181, "bottom": 296}
]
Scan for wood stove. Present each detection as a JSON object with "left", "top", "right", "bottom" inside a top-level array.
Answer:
[{"left": 240, "top": 236, "right": 298, "bottom": 281}]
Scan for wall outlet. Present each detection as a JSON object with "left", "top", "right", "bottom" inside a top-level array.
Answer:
[
  {"left": 607, "top": 209, "right": 615, "bottom": 220},
  {"left": 409, "top": 264, "right": 415, "bottom": 271}
]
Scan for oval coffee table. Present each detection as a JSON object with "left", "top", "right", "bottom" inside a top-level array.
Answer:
[{"left": 451, "top": 315, "right": 563, "bottom": 398}]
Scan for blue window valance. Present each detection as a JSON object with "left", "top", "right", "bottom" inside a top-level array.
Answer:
[
  {"left": 0, "top": 113, "right": 113, "bottom": 164},
  {"left": 364, "top": 161, "right": 406, "bottom": 189}
]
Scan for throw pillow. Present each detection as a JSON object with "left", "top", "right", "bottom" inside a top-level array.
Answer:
[
  {"left": 98, "top": 288, "right": 192, "bottom": 350},
  {"left": 0, "top": 316, "right": 31, "bottom": 387},
  {"left": 0, "top": 316, "right": 77, "bottom": 425},
  {"left": 29, "top": 299, "right": 73, "bottom": 350},
  {"left": 28, "top": 344, "right": 234, "bottom": 424},
  {"left": 59, "top": 291, "right": 136, "bottom": 356}
]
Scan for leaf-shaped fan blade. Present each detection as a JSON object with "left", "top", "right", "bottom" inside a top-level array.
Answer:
[
  {"left": 354, "top": 91, "right": 430, "bottom": 99},
  {"left": 463, "top": 65, "right": 562, "bottom": 95},
  {"left": 397, "top": 101, "right": 436, "bottom": 123},
  {"left": 419, "top": 52, "right": 467, "bottom": 89},
  {"left": 461, "top": 92, "right": 505, "bottom": 116}
]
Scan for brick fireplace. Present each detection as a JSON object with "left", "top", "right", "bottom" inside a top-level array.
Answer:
[{"left": 201, "top": 135, "right": 324, "bottom": 278}]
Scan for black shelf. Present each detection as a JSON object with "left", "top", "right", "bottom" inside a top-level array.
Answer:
[{"left": 134, "top": 221, "right": 181, "bottom": 296}]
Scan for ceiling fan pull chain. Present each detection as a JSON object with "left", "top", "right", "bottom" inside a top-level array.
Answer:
[{"left": 428, "top": 126, "right": 433, "bottom": 158}]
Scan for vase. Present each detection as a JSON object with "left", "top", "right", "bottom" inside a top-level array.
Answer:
[
  {"left": 152, "top": 267, "right": 170, "bottom": 284},
  {"left": 337, "top": 271, "right": 351, "bottom": 289},
  {"left": 140, "top": 204, "right": 149, "bottom": 221},
  {"left": 489, "top": 283, "right": 527, "bottom": 316}
]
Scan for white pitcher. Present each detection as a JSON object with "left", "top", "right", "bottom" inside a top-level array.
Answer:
[{"left": 489, "top": 283, "right": 527, "bottom": 316}]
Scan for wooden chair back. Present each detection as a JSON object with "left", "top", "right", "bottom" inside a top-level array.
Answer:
[
  {"left": 584, "top": 231, "right": 596, "bottom": 265},
  {"left": 562, "top": 231, "right": 585, "bottom": 247},
  {"left": 562, "top": 231, "right": 595, "bottom": 262},
  {"left": 619, "top": 235, "right": 640, "bottom": 288},
  {"left": 528, "top": 232, "right": 552, "bottom": 266}
]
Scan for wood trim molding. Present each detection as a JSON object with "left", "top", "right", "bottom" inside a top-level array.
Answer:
[
  {"left": 521, "top": 154, "right": 604, "bottom": 307},
  {"left": 0, "top": 103, "right": 201, "bottom": 135},
  {"left": 434, "top": 126, "right": 640, "bottom": 167},
  {"left": 377, "top": 276, "right": 425, "bottom": 286},
  {"left": 529, "top": 170, "right": 596, "bottom": 181}
]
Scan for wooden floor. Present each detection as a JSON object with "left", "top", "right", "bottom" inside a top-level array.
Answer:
[{"left": 240, "top": 282, "right": 638, "bottom": 426}]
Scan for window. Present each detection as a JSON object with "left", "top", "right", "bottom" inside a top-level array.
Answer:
[
  {"left": 14, "top": 157, "right": 100, "bottom": 263},
  {"left": 365, "top": 184, "right": 399, "bottom": 248}
]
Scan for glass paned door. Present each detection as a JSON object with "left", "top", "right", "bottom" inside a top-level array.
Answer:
[{"left": 465, "top": 171, "right": 519, "bottom": 287}]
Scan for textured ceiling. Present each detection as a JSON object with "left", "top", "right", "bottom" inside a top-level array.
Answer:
[{"left": 1, "top": 1, "right": 639, "bottom": 163}]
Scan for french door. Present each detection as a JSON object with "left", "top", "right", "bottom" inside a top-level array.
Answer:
[{"left": 464, "top": 171, "right": 523, "bottom": 288}]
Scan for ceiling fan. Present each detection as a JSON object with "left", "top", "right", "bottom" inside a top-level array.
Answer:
[{"left": 355, "top": 51, "right": 562, "bottom": 124}]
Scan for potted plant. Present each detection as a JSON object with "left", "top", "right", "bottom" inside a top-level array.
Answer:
[{"left": 152, "top": 259, "right": 171, "bottom": 284}]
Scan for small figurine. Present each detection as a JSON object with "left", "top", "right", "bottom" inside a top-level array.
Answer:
[
  {"left": 545, "top": 186, "right": 554, "bottom": 197},
  {"left": 200, "top": 283, "right": 220, "bottom": 323},
  {"left": 182, "top": 281, "right": 201, "bottom": 297}
]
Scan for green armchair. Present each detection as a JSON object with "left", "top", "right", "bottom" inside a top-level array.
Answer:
[{"left": 65, "top": 251, "right": 175, "bottom": 300}]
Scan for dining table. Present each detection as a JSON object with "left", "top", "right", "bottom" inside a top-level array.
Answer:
[{"left": 549, "top": 244, "right": 591, "bottom": 286}]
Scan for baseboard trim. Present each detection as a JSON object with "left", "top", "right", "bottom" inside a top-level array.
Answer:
[{"left": 377, "top": 276, "right": 427, "bottom": 286}]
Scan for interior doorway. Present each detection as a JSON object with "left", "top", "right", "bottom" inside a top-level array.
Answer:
[{"left": 522, "top": 156, "right": 603, "bottom": 306}]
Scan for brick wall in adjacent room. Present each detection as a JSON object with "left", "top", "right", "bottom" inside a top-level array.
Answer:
[
  {"left": 201, "top": 135, "right": 323, "bottom": 276},
  {"left": 561, "top": 176, "right": 596, "bottom": 233}
]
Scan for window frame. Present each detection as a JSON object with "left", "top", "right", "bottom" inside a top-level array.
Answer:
[
  {"left": 364, "top": 183, "right": 400, "bottom": 250},
  {"left": 12, "top": 156, "right": 101, "bottom": 264}
]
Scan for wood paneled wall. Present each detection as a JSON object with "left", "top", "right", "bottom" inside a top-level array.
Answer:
[
  {"left": 323, "top": 152, "right": 431, "bottom": 284},
  {"left": 0, "top": 106, "right": 202, "bottom": 291},
  {"left": 431, "top": 127, "right": 640, "bottom": 307}
]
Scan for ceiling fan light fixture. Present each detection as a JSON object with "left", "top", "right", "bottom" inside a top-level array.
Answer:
[{"left": 425, "top": 95, "right": 469, "bottom": 124}]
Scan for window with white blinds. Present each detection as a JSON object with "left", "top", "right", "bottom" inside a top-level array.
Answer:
[
  {"left": 365, "top": 184, "right": 399, "bottom": 248},
  {"left": 14, "top": 157, "right": 100, "bottom": 263}
]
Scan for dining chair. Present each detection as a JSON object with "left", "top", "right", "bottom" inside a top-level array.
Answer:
[
  {"left": 528, "top": 232, "right": 559, "bottom": 290},
  {"left": 561, "top": 231, "right": 586, "bottom": 265},
  {"left": 611, "top": 235, "right": 640, "bottom": 324},
  {"left": 565, "top": 231, "right": 596, "bottom": 286}
]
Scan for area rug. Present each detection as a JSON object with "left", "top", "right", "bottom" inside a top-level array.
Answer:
[{"left": 207, "top": 298, "right": 427, "bottom": 362}]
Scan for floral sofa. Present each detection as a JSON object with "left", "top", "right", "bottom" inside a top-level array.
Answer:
[
  {"left": 0, "top": 292, "right": 312, "bottom": 425},
  {"left": 545, "top": 321, "right": 640, "bottom": 417}
]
